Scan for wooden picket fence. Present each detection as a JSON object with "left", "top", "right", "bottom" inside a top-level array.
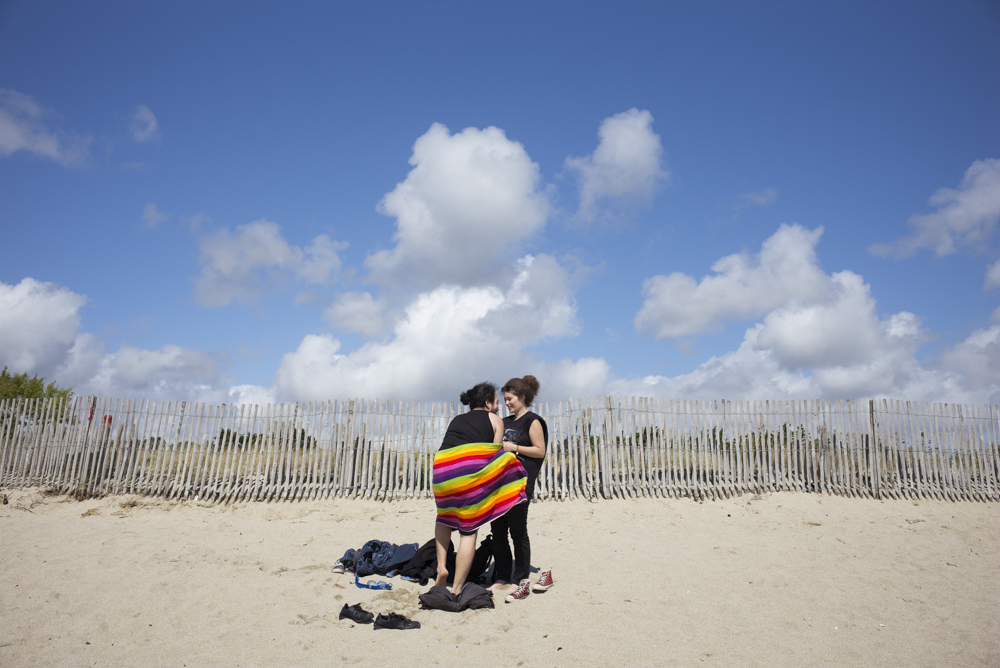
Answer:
[{"left": 1, "top": 395, "right": 997, "bottom": 502}]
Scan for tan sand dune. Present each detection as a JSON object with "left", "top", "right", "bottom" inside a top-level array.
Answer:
[{"left": 1, "top": 488, "right": 997, "bottom": 667}]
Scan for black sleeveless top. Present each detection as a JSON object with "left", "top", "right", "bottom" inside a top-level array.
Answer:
[
  {"left": 439, "top": 410, "right": 495, "bottom": 451},
  {"left": 503, "top": 411, "right": 547, "bottom": 500}
]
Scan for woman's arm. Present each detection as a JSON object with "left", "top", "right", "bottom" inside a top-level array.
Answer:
[
  {"left": 489, "top": 413, "right": 504, "bottom": 444},
  {"left": 503, "top": 419, "right": 546, "bottom": 458}
]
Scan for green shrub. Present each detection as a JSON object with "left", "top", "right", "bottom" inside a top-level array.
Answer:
[{"left": 0, "top": 366, "right": 74, "bottom": 403}]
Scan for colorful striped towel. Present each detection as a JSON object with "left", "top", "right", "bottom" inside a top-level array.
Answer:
[{"left": 433, "top": 442, "right": 527, "bottom": 533}]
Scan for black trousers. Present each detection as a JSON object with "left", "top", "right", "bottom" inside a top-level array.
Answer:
[{"left": 491, "top": 500, "right": 530, "bottom": 583}]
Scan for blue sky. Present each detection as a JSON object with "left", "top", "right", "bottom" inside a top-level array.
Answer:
[{"left": 1, "top": 1, "right": 998, "bottom": 405}]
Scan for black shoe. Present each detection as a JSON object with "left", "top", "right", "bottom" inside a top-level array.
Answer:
[
  {"left": 373, "top": 612, "right": 420, "bottom": 630},
  {"left": 339, "top": 603, "right": 374, "bottom": 623}
]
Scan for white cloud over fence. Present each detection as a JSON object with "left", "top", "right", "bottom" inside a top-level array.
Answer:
[
  {"left": 626, "top": 225, "right": 999, "bottom": 404},
  {"left": 0, "top": 278, "right": 85, "bottom": 376},
  {"left": 634, "top": 224, "right": 830, "bottom": 339},
  {"left": 276, "top": 254, "right": 591, "bottom": 401}
]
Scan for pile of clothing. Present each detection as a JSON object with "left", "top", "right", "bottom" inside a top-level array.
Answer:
[
  {"left": 338, "top": 535, "right": 494, "bottom": 586},
  {"left": 339, "top": 539, "right": 419, "bottom": 578},
  {"left": 336, "top": 536, "right": 497, "bottom": 612},
  {"left": 418, "top": 583, "right": 494, "bottom": 612}
]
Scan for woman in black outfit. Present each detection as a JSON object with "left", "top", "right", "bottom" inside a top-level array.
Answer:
[
  {"left": 433, "top": 382, "right": 526, "bottom": 596},
  {"left": 490, "top": 374, "right": 553, "bottom": 601}
]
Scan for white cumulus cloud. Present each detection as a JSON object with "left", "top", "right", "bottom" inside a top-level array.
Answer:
[
  {"left": 0, "top": 278, "right": 87, "bottom": 377},
  {"left": 564, "top": 108, "right": 668, "bottom": 222},
  {"left": 82, "top": 344, "right": 231, "bottom": 402},
  {"left": 609, "top": 333, "right": 816, "bottom": 401},
  {"left": 754, "top": 271, "right": 914, "bottom": 371},
  {"left": 869, "top": 158, "right": 1000, "bottom": 258},
  {"left": 536, "top": 356, "right": 611, "bottom": 402},
  {"left": 227, "top": 384, "right": 276, "bottom": 406},
  {"left": 283, "top": 118, "right": 601, "bottom": 402},
  {"left": 130, "top": 105, "right": 160, "bottom": 143},
  {"left": 194, "top": 220, "right": 348, "bottom": 307},
  {"left": 276, "top": 253, "right": 589, "bottom": 402},
  {"left": 0, "top": 89, "right": 91, "bottom": 166},
  {"left": 324, "top": 292, "right": 392, "bottom": 338},
  {"left": 365, "top": 123, "right": 550, "bottom": 287},
  {"left": 935, "top": 325, "right": 1000, "bottom": 401},
  {"left": 276, "top": 287, "right": 507, "bottom": 401},
  {"left": 298, "top": 235, "right": 348, "bottom": 285},
  {"left": 478, "top": 254, "right": 581, "bottom": 343},
  {"left": 618, "top": 224, "right": 1000, "bottom": 403},
  {"left": 0, "top": 277, "right": 243, "bottom": 403},
  {"left": 635, "top": 224, "right": 830, "bottom": 339},
  {"left": 618, "top": 299, "right": 980, "bottom": 402}
]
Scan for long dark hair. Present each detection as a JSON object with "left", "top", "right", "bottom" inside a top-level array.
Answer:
[{"left": 460, "top": 382, "right": 497, "bottom": 409}]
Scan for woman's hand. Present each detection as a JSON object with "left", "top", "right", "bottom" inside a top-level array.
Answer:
[{"left": 507, "top": 421, "right": 546, "bottom": 458}]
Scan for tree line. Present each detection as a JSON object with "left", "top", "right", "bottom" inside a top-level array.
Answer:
[{"left": 0, "top": 367, "right": 74, "bottom": 403}]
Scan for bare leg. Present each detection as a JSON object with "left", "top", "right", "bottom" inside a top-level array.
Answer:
[
  {"left": 451, "top": 530, "right": 478, "bottom": 596},
  {"left": 434, "top": 522, "right": 451, "bottom": 587}
]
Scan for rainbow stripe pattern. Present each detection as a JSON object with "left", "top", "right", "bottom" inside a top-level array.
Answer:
[{"left": 433, "top": 442, "right": 527, "bottom": 533}]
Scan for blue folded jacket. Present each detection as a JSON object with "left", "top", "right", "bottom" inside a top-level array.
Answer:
[{"left": 341, "top": 539, "right": 419, "bottom": 577}]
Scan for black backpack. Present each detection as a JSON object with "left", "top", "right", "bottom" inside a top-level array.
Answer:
[{"left": 399, "top": 534, "right": 494, "bottom": 586}]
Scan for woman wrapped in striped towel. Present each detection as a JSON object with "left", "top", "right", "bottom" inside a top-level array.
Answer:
[{"left": 433, "top": 382, "right": 527, "bottom": 595}]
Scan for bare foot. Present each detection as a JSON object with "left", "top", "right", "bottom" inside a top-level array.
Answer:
[
  {"left": 435, "top": 568, "right": 449, "bottom": 587},
  {"left": 488, "top": 581, "right": 510, "bottom": 591}
]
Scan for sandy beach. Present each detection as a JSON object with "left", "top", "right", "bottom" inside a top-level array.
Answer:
[{"left": 1, "top": 488, "right": 997, "bottom": 667}]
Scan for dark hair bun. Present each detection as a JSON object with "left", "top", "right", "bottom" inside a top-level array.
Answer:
[
  {"left": 523, "top": 375, "right": 540, "bottom": 394},
  {"left": 460, "top": 382, "right": 497, "bottom": 409}
]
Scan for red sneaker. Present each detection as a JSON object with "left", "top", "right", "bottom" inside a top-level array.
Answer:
[
  {"left": 532, "top": 569, "right": 554, "bottom": 592},
  {"left": 505, "top": 579, "right": 531, "bottom": 602}
]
